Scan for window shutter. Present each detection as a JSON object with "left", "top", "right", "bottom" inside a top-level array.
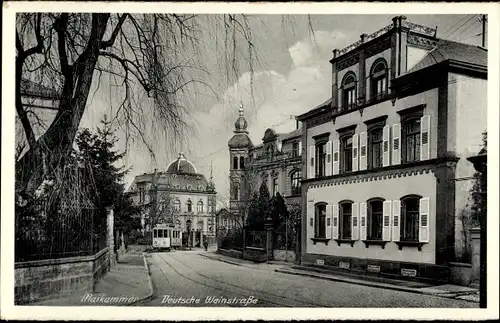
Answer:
[
  {"left": 352, "top": 134, "right": 359, "bottom": 172},
  {"left": 332, "top": 140, "right": 340, "bottom": 175},
  {"left": 420, "top": 115, "right": 431, "bottom": 161},
  {"left": 359, "top": 132, "right": 367, "bottom": 171},
  {"left": 298, "top": 141, "right": 302, "bottom": 156},
  {"left": 392, "top": 200, "right": 401, "bottom": 242},
  {"left": 352, "top": 203, "right": 359, "bottom": 240},
  {"left": 326, "top": 141, "right": 332, "bottom": 176},
  {"left": 382, "top": 125, "right": 390, "bottom": 167},
  {"left": 332, "top": 204, "right": 339, "bottom": 239},
  {"left": 360, "top": 202, "right": 367, "bottom": 241},
  {"left": 419, "top": 197, "right": 430, "bottom": 243},
  {"left": 326, "top": 205, "right": 332, "bottom": 239},
  {"left": 309, "top": 146, "right": 315, "bottom": 179},
  {"left": 382, "top": 200, "right": 392, "bottom": 241},
  {"left": 392, "top": 123, "right": 401, "bottom": 165},
  {"left": 307, "top": 202, "right": 314, "bottom": 239}
]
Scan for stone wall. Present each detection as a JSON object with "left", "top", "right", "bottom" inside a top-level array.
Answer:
[
  {"left": 449, "top": 262, "right": 472, "bottom": 286},
  {"left": 15, "top": 248, "right": 110, "bottom": 304},
  {"left": 243, "top": 247, "right": 267, "bottom": 263},
  {"left": 273, "top": 249, "right": 296, "bottom": 262},
  {"left": 217, "top": 248, "right": 243, "bottom": 259}
]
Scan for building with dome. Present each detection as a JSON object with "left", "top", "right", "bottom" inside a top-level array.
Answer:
[
  {"left": 128, "top": 153, "right": 217, "bottom": 247},
  {"left": 228, "top": 104, "right": 303, "bottom": 225}
]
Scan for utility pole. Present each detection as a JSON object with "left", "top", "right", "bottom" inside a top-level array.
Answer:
[{"left": 481, "top": 14, "right": 487, "bottom": 48}]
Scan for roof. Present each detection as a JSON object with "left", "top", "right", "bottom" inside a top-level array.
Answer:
[
  {"left": 130, "top": 172, "right": 213, "bottom": 193},
  {"left": 297, "top": 98, "right": 332, "bottom": 121},
  {"left": 278, "top": 128, "right": 302, "bottom": 142},
  {"left": 405, "top": 39, "right": 487, "bottom": 75},
  {"left": 166, "top": 153, "right": 197, "bottom": 174},
  {"left": 21, "top": 79, "right": 61, "bottom": 99},
  {"left": 228, "top": 133, "right": 253, "bottom": 148}
]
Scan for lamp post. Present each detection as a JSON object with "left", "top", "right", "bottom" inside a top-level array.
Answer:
[{"left": 467, "top": 151, "right": 487, "bottom": 308}]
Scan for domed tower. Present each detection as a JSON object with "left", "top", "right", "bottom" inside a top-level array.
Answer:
[{"left": 228, "top": 104, "right": 253, "bottom": 219}]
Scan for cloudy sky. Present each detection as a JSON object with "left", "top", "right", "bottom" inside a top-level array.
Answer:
[{"left": 75, "top": 13, "right": 486, "bottom": 206}]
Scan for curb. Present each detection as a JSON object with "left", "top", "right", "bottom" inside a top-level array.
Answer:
[
  {"left": 275, "top": 268, "right": 479, "bottom": 304},
  {"left": 198, "top": 253, "right": 243, "bottom": 267},
  {"left": 127, "top": 252, "right": 155, "bottom": 306}
]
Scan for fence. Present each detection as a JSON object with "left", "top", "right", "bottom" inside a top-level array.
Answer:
[
  {"left": 15, "top": 202, "right": 107, "bottom": 262},
  {"left": 246, "top": 230, "right": 267, "bottom": 249},
  {"left": 218, "top": 228, "right": 244, "bottom": 251},
  {"left": 273, "top": 220, "right": 296, "bottom": 251}
]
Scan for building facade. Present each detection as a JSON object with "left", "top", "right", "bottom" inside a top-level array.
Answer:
[
  {"left": 228, "top": 105, "right": 303, "bottom": 223},
  {"left": 128, "top": 153, "right": 217, "bottom": 247},
  {"left": 297, "top": 16, "right": 487, "bottom": 282}
]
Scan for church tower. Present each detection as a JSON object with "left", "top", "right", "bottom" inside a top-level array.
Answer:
[{"left": 227, "top": 104, "right": 253, "bottom": 220}]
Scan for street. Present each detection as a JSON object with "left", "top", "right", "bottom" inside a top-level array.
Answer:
[{"left": 142, "top": 250, "right": 478, "bottom": 308}]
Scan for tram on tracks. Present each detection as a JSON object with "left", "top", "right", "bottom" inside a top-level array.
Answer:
[{"left": 152, "top": 223, "right": 182, "bottom": 251}]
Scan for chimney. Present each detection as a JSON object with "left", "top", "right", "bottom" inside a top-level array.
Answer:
[{"left": 360, "top": 33, "right": 368, "bottom": 43}]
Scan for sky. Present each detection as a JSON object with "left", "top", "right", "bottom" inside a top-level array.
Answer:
[{"left": 56, "top": 14, "right": 488, "bottom": 207}]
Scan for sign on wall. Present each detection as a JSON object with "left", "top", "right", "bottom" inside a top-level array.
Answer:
[
  {"left": 367, "top": 265, "right": 381, "bottom": 273},
  {"left": 339, "top": 261, "right": 350, "bottom": 269},
  {"left": 401, "top": 268, "right": 417, "bottom": 277}
]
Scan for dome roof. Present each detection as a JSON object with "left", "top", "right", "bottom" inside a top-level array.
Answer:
[
  {"left": 228, "top": 134, "right": 253, "bottom": 148},
  {"left": 234, "top": 104, "right": 248, "bottom": 134},
  {"left": 166, "top": 152, "right": 198, "bottom": 174}
]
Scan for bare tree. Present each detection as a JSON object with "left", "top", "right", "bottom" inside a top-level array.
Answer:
[
  {"left": 16, "top": 13, "right": 312, "bottom": 199},
  {"left": 144, "top": 187, "right": 179, "bottom": 230}
]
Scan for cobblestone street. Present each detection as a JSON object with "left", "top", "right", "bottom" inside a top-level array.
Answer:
[{"left": 142, "top": 250, "right": 478, "bottom": 308}]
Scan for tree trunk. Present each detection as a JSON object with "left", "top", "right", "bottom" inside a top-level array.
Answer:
[{"left": 16, "top": 14, "right": 110, "bottom": 198}]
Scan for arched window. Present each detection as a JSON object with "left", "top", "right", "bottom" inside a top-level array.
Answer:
[
  {"left": 291, "top": 170, "right": 302, "bottom": 195},
  {"left": 367, "top": 198, "right": 384, "bottom": 240},
  {"left": 401, "top": 195, "right": 421, "bottom": 242},
  {"left": 339, "top": 200, "right": 353, "bottom": 239},
  {"left": 186, "top": 199, "right": 193, "bottom": 213},
  {"left": 174, "top": 199, "right": 181, "bottom": 212},
  {"left": 208, "top": 199, "right": 214, "bottom": 213},
  {"left": 233, "top": 156, "right": 238, "bottom": 170},
  {"left": 233, "top": 185, "right": 240, "bottom": 200},
  {"left": 197, "top": 200, "right": 204, "bottom": 213},
  {"left": 342, "top": 72, "right": 357, "bottom": 110},
  {"left": 370, "top": 59, "right": 388, "bottom": 100},
  {"left": 239, "top": 156, "right": 245, "bottom": 169},
  {"left": 314, "top": 203, "right": 327, "bottom": 238}
]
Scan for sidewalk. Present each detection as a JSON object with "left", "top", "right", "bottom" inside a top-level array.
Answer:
[
  {"left": 276, "top": 266, "right": 479, "bottom": 303},
  {"left": 32, "top": 251, "right": 153, "bottom": 306},
  {"left": 199, "top": 250, "right": 295, "bottom": 268}
]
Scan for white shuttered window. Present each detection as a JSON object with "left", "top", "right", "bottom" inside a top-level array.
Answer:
[
  {"left": 419, "top": 197, "right": 430, "bottom": 243},
  {"left": 382, "top": 125, "right": 390, "bottom": 167},
  {"left": 382, "top": 200, "right": 392, "bottom": 241}
]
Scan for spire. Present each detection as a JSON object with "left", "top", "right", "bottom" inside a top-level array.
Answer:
[
  {"left": 239, "top": 102, "right": 244, "bottom": 117},
  {"left": 210, "top": 160, "right": 213, "bottom": 181}
]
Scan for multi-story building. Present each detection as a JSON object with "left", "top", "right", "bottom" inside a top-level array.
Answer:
[
  {"left": 228, "top": 105, "right": 304, "bottom": 223},
  {"left": 297, "top": 16, "right": 487, "bottom": 282},
  {"left": 128, "top": 153, "right": 217, "bottom": 247}
]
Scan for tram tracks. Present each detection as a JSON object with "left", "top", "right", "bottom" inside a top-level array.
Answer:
[{"left": 154, "top": 253, "right": 324, "bottom": 307}]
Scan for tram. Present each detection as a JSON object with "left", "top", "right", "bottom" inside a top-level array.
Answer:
[{"left": 152, "top": 224, "right": 182, "bottom": 251}]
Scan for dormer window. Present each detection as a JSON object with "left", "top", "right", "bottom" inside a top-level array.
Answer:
[
  {"left": 266, "top": 146, "right": 273, "bottom": 161},
  {"left": 370, "top": 59, "right": 388, "bottom": 101},
  {"left": 342, "top": 72, "right": 357, "bottom": 110}
]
